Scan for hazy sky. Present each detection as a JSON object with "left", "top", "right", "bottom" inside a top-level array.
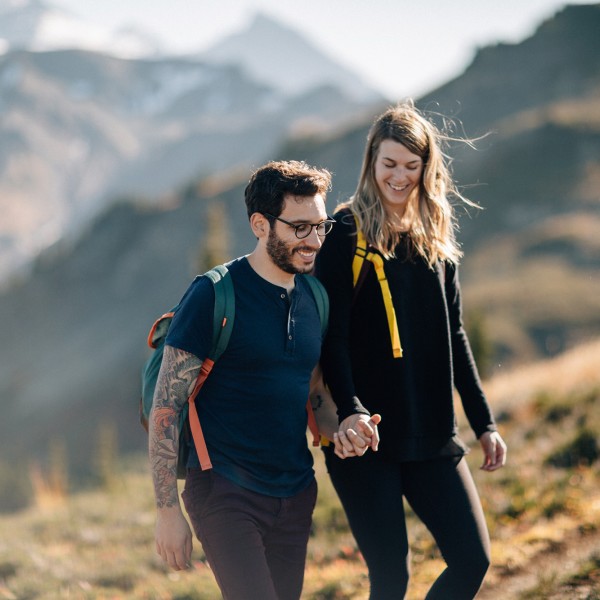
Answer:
[{"left": 55, "top": 0, "right": 592, "bottom": 99}]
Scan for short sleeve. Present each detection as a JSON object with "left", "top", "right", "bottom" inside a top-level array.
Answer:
[{"left": 165, "top": 276, "right": 215, "bottom": 360}]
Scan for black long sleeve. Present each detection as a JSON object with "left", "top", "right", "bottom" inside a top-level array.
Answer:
[
  {"left": 316, "top": 209, "right": 497, "bottom": 460},
  {"left": 444, "top": 262, "right": 497, "bottom": 438}
]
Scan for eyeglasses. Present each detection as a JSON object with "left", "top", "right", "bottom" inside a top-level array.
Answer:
[{"left": 263, "top": 213, "right": 335, "bottom": 239}]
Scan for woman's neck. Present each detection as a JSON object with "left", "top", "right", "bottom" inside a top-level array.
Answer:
[{"left": 385, "top": 208, "right": 410, "bottom": 232}]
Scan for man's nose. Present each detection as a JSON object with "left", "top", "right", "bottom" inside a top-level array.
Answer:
[{"left": 306, "top": 225, "right": 323, "bottom": 247}]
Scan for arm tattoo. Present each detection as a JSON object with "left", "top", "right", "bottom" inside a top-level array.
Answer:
[
  {"left": 148, "top": 345, "right": 202, "bottom": 508},
  {"left": 310, "top": 393, "right": 324, "bottom": 411}
]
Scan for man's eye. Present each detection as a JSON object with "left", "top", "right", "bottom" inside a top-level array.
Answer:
[{"left": 295, "top": 223, "right": 311, "bottom": 236}]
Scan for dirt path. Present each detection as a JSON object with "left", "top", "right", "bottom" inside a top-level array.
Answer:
[{"left": 477, "top": 526, "right": 600, "bottom": 599}]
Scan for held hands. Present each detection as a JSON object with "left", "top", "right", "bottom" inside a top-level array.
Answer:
[
  {"left": 479, "top": 431, "right": 508, "bottom": 471},
  {"left": 155, "top": 506, "right": 194, "bottom": 571},
  {"left": 333, "top": 413, "right": 381, "bottom": 459}
]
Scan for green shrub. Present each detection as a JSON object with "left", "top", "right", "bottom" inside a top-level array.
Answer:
[
  {"left": 173, "top": 591, "right": 220, "bottom": 600},
  {"left": 0, "top": 460, "right": 31, "bottom": 513},
  {"left": 533, "top": 391, "right": 573, "bottom": 423},
  {"left": 545, "top": 428, "right": 599, "bottom": 468},
  {"left": 94, "top": 571, "right": 136, "bottom": 592},
  {"left": 0, "top": 560, "right": 18, "bottom": 579},
  {"left": 310, "top": 581, "right": 353, "bottom": 599}
]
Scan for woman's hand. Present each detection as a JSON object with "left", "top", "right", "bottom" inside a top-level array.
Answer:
[
  {"left": 333, "top": 414, "right": 381, "bottom": 459},
  {"left": 479, "top": 431, "right": 507, "bottom": 471}
]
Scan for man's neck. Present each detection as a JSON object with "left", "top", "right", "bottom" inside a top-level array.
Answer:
[{"left": 246, "top": 251, "right": 296, "bottom": 294}]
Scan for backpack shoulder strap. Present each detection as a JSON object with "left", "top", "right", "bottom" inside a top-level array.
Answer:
[
  {"left": 352, "top": 222, "right": 369, "bottom": 285},
  {"left": 300, "top": 274, "right": 329, "bottom": 336},
  {"left": 204, "top": 264, "right": 235, "bottom": 361},
  {"left": 351, "top": 215, "right": 373, "bottom": 299},
  {"left": 187, "top": 264, "right": 235, "bottom": 471},
  {"left": 351, "top": 214, "right": 403, "bottom": 359}
]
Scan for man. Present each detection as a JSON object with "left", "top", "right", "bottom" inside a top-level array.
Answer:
[{"left": 149, "top": 160, "right": 347, "bottom": 600}]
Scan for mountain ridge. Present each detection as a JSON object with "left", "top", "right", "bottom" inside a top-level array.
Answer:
[{"left": 0, "top": 8, "right": 383, "bottom": 284}]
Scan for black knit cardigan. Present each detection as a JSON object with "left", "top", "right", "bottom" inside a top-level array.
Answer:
[{"left": 315, "top": 209, "right": 497, "bottom": 461}]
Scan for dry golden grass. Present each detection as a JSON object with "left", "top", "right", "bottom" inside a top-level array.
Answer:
[
  {"left": 493, "top": 95, "right": 600, "bottom": 137},
  {"left": 463, "top": 215, "right": 600, "bottom": 365},
  {"left": 0, "top": 338, "right": 598, "bottom": 599},
  {"left": 485, "top": 337, "right": 600, "bottom": 408},
  {"left": 466, "top": 338, "right": 600, "bottom": 599}
]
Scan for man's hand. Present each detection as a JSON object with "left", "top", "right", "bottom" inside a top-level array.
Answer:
[
  {"left": 479, "top": 431, "right": 507, "bottom": 472},
  {"left": 333, "top": 413, "right": 381, "bottom": 459},
  {"left": 155, "top": 506, "right": 194, "bottom": 571}
]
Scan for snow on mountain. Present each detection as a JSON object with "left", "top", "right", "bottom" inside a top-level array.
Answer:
[
  {"left": 0, "top": 0, "right": 163, "bottom": 57},
  {"left": 200, "top": 12, "right": 383, "bottom": 102}
]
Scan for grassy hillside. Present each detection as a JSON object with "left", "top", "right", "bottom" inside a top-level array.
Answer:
[
  {"left": 0, "top": 339, "right": 598, "bottom": 599},
  {"left": 462, "top": 212, "right": 600, "bottom": 363}
]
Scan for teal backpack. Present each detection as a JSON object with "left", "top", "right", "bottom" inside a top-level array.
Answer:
[{"left": 140, "top": 264, "right": 328, "bottom": 478}]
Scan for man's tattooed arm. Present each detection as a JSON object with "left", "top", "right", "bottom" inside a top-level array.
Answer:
[
  {"left": 308, "top": 365, "right": 339, "bottom": 441},
  {"left": 148, "top": 345, "right": 202, "bottom": 509}
]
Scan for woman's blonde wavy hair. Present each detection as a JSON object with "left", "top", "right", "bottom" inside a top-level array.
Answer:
[{"left": 339, "top": 102, "right": 478, "bottom": 267}]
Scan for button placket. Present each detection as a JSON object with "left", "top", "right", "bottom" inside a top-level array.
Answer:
[{"left": 285, "top": 290, "right": 296, "bottom": 355}]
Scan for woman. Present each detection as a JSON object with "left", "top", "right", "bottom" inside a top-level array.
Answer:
[{"left": 315, "top": 102, "right": 507, "bottom": 599}]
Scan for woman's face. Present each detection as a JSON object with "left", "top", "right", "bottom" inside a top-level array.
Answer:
[{"left": 373, "top": 139, "right": 423, "bottom": 218}]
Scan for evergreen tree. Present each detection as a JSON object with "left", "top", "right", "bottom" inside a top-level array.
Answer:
[{"left": 196, "top": 201, "right": 231, "bottom": 272}]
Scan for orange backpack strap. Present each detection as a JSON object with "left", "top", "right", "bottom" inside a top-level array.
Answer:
[
  {"left": 306, "top": 400, "right": 320, "bottom": 447},
  {"left": 187, "top": 359, "right": 215, "bottom": 470}
]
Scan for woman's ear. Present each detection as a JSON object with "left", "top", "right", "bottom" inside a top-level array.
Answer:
[{"left": 249, "top": 212, "right": 269, "bottom": 239}]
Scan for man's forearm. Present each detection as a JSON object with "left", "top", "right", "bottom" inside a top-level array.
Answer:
[
  {"left": 149, "top": 345, "right": 202, "bottom": 508},
  {"left": 309, "top": 389, "right": 338, "bottom": 441}
]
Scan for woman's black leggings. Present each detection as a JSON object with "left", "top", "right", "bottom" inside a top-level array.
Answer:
[{"left": 323, "top": 447, "right": 491, "bottom": 600}]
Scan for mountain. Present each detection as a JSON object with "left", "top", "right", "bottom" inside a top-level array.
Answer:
[
  {"left": 0, "top": 3, "right": 598, "bottom": 488},
  {"left": 0, "top": 0, "right": 163, "bottom": 56},
  {"left": 200, "top": 12, "right": 382, "bottom": 101},
  {"left": 288, "top": 4, "right": 600, "bottom": 364},
  {"left": 0, "top": 8, "right": 384, "bottom": 285},
  {"left": 0, "top": 49, "right": 275, "bottom": 283},
  {"left": 418, "top": 3, "right": 600, "bottom": 138},
  {"left": 415, "top": 3, "right": 600, "bottom": 362}
]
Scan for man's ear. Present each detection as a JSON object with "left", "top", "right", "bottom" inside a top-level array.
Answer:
[{"left": 249, "top": 212, "right": 269, "bottom": 239}]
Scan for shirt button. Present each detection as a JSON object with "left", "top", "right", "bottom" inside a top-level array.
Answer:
[
  {"left": 289, "top": 335, "right": 293, "bottom": 340},
  {"left": 281, "top": 294, "right": 286, "bottom": 299}
]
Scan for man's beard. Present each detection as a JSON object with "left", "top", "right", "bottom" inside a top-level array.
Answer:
[{"left": 266, "top": 229, "right": 315, "bottom": 275}]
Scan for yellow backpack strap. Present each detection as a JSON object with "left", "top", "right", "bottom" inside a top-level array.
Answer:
[
  {"left": 351, "top": 214, "right": 403, "bottom": 358},
  {"left": 367, "top": 253, "right": 403, "bottom": 358},
  {"left": 352, "top": 226, "right": 368, "bottom": 286}
]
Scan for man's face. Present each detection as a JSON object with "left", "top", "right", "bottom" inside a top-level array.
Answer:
[{"left": 266, "top": 193, "right": 328, "bottom": 275}]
